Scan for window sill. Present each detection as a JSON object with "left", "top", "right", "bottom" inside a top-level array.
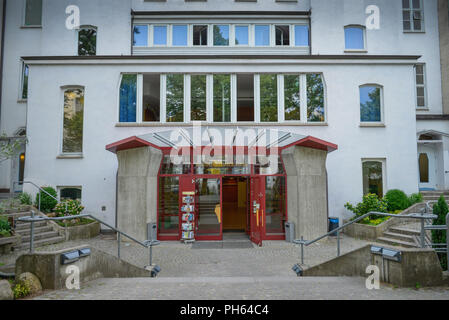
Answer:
[
  {"left": 57, "top": 154, "right": 84, "bottom": 159},
  {"left": 359, "top": 123, "right": 385, "bottom": 128},
  {"left": 20, "top": 25, "right": 42, "bottom": 29},
  {"left": 116, "top": 122, "right": 328, "bottom": 127},
  {"left": 17, "top": 99, "right": 27, "bottom": 103},
  {"left": 416, "top": 108, "right": 429, "bottom": 112},
  {"left": 403, "top": 30, "right": 425, "bottom": 34},
  {"left": 344, "top": 49, "right": 367, "bottom": 53}
]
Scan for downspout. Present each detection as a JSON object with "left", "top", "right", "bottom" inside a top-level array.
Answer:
[{"left": 0, "top": 0, "right": 7, "bottom": 131}]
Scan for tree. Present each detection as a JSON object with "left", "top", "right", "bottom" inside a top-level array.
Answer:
[
  {"left": 0, "top": 134, "right": 27, "bottom": 163},
  {"left": 307, "top": 74, "right": 325, "bottom": 122},
  {"left": 78, "top": 28, "right": 97, "bottom": 56},
  {"left": 432, "top": 195, "right": 448, "bottom": 270},
  {"left": 360, "top": 87, "right": 381, "bottom": 122}
]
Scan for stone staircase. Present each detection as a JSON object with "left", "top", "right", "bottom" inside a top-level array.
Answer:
[
  {"left": 421, "top": 190, "right": 449, "bottom": 202},
  {"left": 377, "top": 225, "right": 430, "bottom": 248},
  {"left": 2, "top": 210, "right": 64, "bottom": 251}
]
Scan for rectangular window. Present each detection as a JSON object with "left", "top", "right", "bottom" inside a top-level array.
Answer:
[
  {"left": 154, "top": 25, "right": 167, "bottom": 45},
  {"left": 21, "top": 64, "right": 29, "bottom": 100},
  {"left": 172, "top": 25, "right": 188, "bottom": 46},
  {"left": 360, "top": 86, "right": 382, "bottom": 122},
  {"left": 265, "top": 176, "right": 286, "bottom": 235},
  {"left": 344, "top": 26, "right": 365, "bottom": 50},
  {"left": 307, "top": 74, "right": 325, "bottom": 122},
  {"left": 191, "top": 75, "right": 207, "bottom": 121},
  {"left": 255, "top": 25, "right": 270, "bottom": 46},
  {"left": 24, "top": 0, "right": 42, "bottom": 26},
  {"left": 133, "top": 25, "right": 148, "bottom": 47},
  {"left": 119, "top": 74, "right": 137, "bottom": 122},
  {"left": 166, "top": 74, "right": 184, "bottom": 122},
  {"left": 275, "top": 25, "right": 290, "bottom": 46},
  {"left": 294, "top": 25, "right": 309, "bottom": 46},
  {"left": 143, "top": 74, "right": 161, "bottom": 122},
  {"left": 59, "top": 187, "right": 82, "bottom": 201},
  {"left": 235, "top": 25, "right": 249, "bottom": 45},
  {"left": 213, "top": 74, "right": 231, "bottom": 122},
  {"left": 362, "top": 160, "right": 384, "bottom": 198},
  {"left": 237, "top": 74, "right": 254, "bottom": 122},
  {"left": 259, "top": 74, "right": 278, "bottom": 122},
  {"left": 78, "top": 27, "right": 97, "bottom": 56},
  {"left": 193, "top": 25, "right": 208, "bottom": 46},
  {"left": 213, "top": 25, "right": 229, "bottom": 46},
  {"left": 402, "top": 0, "right": 424, "bottom": 32},
  {"left": 63, "top": 89, "right": 84, "bottom": 154},
  {"left": 415, "top": 64, "right": 426, "bottom": 108},
  {"left": 284, "top": 75, "right": 301, "bottom": 121},
  {"left": 158, "top": 177, "right": 180, "bottom": 236}
]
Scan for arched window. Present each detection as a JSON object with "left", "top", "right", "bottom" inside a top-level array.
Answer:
[
  {"left": 344, "top": 25, "right": 366, "bottom": 50},
  {"left": 360, "top": 84, "right": 383, "bottom": 123},
  {"left": 78, "top": 26, "right": 97, "bottom": 56},
  {"left": 62, "top": 87, "right": 84, "bottom": 154}
]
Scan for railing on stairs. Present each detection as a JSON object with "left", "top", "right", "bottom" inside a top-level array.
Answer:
[{"left": 293, "top": 208, "right": 440, "bottom": 265}]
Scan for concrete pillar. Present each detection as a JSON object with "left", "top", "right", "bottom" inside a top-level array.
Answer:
[
  {"left": 282, "top": 146, "right": 328, "bottom": 240},
  {"left": 116, "top": 146, "right": 162, "bottom": 241}
]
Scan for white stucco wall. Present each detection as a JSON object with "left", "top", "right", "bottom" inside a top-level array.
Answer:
[{"left": 23, "top": 60, "right": 419, "bottom": 224}]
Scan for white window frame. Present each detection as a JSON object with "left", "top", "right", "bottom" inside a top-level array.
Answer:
[
  {"left": 18, "top": 62, "right": 29, "bottom": 102},
  {"left": 133, "top": 24, "right": 150, "bottom": 47},
  {"left": 22, "top": 0, "right": 43, "bottom": 28},
  {"left": 414, "top": 63, "right": 428, "bottom": 109},
  {"left": 361, "top": 158, "right": 387, "bottom": 198},
  {"left": 58, "top": 186, "right": 82, "bottom": 202},
  {"left": 344, "top": 25, "right": 367, "bottom": 52},
  {"left": 192, "top": 24, "right": 209, "bottom": 47},
  {"left": 292, "top": 24, "right": 310, "bottom": 47},
  {"left": 233, "top": 25, "right": 250, "bottom": 46},
  {"left": 254, "top": 24, "right": 271, "bottom": 47},
  {"left": 60, "top": 85, "right": 85, "bottom": 156},
  {"left": 212, "top": 24, "right": 230, "bottom": 47},
  {"left": 359, "top": 84, "right": 384, "bottom": 125},
  {"left": 274, "top": 25, "right": 291, "bottom": 47},
  {"left": 171, "top": 24, "right": 189, "bottom": 47},
  {"left": 402, "top": 0, "right": 425, "bottom": 32},
  {"left": 153, "top": 24, "right": 168, "bottom": 47}
]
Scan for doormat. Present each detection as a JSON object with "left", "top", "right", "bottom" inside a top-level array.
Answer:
[{"left": 192, "top": 241, "right": 254, "bottom": 249}]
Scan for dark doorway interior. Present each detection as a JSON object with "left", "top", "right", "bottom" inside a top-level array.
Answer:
[{"left": 222, "top": 176, "right": 249, "bottom": 232}]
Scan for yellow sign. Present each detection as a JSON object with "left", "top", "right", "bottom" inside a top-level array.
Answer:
[{"left": 214, "top": 205, "right": 221, "bottom": 224}]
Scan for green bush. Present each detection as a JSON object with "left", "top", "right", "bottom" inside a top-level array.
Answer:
[
  {"left": 54, "top": 199, "right": 84, "bottom": 217},
  {"left": 384, "top": 189, "right": 410, "bottom": 211},
  {"left": 12, "top": 281, "right": 30, "bottom": 299},
  {"left": 35, "top": 187, "right": 57, "bottom": 213},
  {"left": 432, "top": 195, "right": 448, "bottom": 271},
  {"left": 345, "top": 193, "right": 388, "bottom": 220},
  {"left": 408, "top": 193, "right": 423, "bottom": 206},
  {"left": 0, "top": 216, "right": 11, "bottom": 237},
  {"left": 19, "top": 192, "right": 32, "bottom": 205}
]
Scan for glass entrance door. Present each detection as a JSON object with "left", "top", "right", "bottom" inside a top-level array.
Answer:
[
  {"left": 196, "top": 178, "right": 222, "bottom": 240},
  {"left": 250, "top": 176, "right": 264, "bottom": 246}
]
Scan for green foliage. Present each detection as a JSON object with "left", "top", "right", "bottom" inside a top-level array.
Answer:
[
  {"left": 78, "top": 28, "right": 97, "bottom": 56},
  {"left": 19, "top": 192, "right": 32, "bottom": 205},
  {"left": 63, "top": 89, "right": 84, "bottom": 153},
  {"left": 0, "top": 133, "right": 27, "bottom": 162},
  {"left": 13, "top": 281, "right": 30, "bottom": 299},
  {"left": 344, "top": 193, "right": 388, "bottom": 220},
  {"left": 0, "top": 216, "right": 11, "bottom": 237},
  {"left": 260, "top": 74, "right": 278, "bottom": 122},
  {"left": 360, "top": 86, "right": 381, "bottom": 122},
  {"left": 408, "top": 193, "right": 423, "bottom": 206},
  {"left": 384, "top": 189, "right": 410, "bottom": 211},
  {"left": 35, "top": 187, "right": 58, "bottom": 213},
  {"left": 307, "top": 74, "right": 325, "bottom": 122},
  {"left": 432, "top": 195, "right": 448, "bottom": 270},
  {"left": 54, "top": 199, "right": 84, "bottom": 217}
]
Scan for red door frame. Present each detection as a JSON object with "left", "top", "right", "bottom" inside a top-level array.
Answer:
[{"left": 157, "top": 148, "right": 287, "bottom": 242}]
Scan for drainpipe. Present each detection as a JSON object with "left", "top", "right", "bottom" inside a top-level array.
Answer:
[{"left": 0, "top": 0, "right": 7, "bottom": 131}]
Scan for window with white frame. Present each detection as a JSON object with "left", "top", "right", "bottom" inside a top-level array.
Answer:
[
  {"left": 213, "top": 25, "right": 230, "bottom": 46},
  {"left": 133, "top": 25, "right": 149, "bottom": 47},
  {"left": 359, "top": 85, "right": 383, "bottom": 123},
  {"left": 21, "top": 63, "right": 29, "bottom": 100},
  {"left": 193, "top": 25, "right": 208, "bottom": 46},
  {"left": 414, "top": 64, "right": 427, "bottom": 109},
  {"left": 275, "top": 25, "right": 290, "bottom": 46},
  {"left": 24, "top": 0, "right": 42, "bottom": 26},
  {"left": 172, "top": 25, "right": 188, "bottom": 46},
  {"left": 402, "top": 0, "right": 424, "bottom": 32},
  {"left": 154, "top": 25, "right": 168, "bottom": 46},
  {"left": 118, "top": 73, "right": 326, "bottom": 124},
  {"left": 78, "top": 26, "right": 97, "bottom": 56},
  {"left": 234, "top": 25, "right": 249, "bottom": 46},
  {"left": 59, "top": 186, "right": 82, "bottom": 201},
  {"left": 362, "top": 159, "right": 385, "bottom": 198},
  {"left": 344, "top": 25, "right": 366, "bottom": 51},
  {"left": 62, "top": 88, "right": 84, "bottom": 154},
  {"left": 294, "top": 25, "right": 309, "bottom": 47},
  {"left": 254, "top": 25, "right": 270, "bottom": 46}
]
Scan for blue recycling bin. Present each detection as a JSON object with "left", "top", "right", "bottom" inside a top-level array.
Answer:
[{"left": 328, "top": 217, "right": 339, "bottom": 236}]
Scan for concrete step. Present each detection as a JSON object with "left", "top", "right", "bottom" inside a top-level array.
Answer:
[
  {"left": 422, "top": 195, "right": 449, "bottom": 201},
  {"left": 421, "top": 190, "right": 449, "bottom": 196},
  {"left": 382, "top": 231, "right": 415, "bottom": 243},
  {"left": 14, "top": 221, "right": 47, "bottom": 230},
  {"left": 388, "top": 226, "right": 421, "bottom": 236},
  {"left": 14, "top": 235, "right": 65, "bottom": 250},
  {"left": 377, "top": 237, "right": 418, "bottom": 248},
  {"left": 15, "top": 225, "right": 54, "bottom": 236},
  {"left": 1, "top": 211, "right": 32, "bottom": 219},
  {"left": 20, "top": 231, "right": 60, "bottom": 242}
]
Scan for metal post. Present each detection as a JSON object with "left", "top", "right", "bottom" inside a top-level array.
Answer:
[
  {"left": 337, "top": 229, "right": 340, "bottom": 257},
  {"left": 149, "top": 244, "right": 153, "bottom": 266},
  {"left": 420, "top": 217, "right": 426, "bottom": 248},
  {"left": 117, "top": 233, "right": 121, "bottom": 259},
  {"left": 38, "top": 190, "right": 41, "bottom": 212},
  {"left": 446, "top": 213, "right": 449, "bottom": 270},
  {"left": 300, "top": 236, "right": 304, "bottom": 265},
  {"left": 29, "top": 210, "right": 35, "bottom": 253}
]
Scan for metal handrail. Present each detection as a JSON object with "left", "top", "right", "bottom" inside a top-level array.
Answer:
[
  {"left": 13, "top": 180, "right": 66, "bottom": 213},
  {"left": 17, "top": 211, "right": 160, "bottom": 266},
  {"left": 293, "top": 210, "right": 438, "bottom": 265}
]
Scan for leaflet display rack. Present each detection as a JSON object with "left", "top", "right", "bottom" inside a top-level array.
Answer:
[{"left": 181, "top": 192, "right": 196, "bottom": 243}]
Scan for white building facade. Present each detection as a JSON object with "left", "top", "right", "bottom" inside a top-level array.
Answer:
[{"left": 0, "top": 0, "right": 447, "bottom": 243}]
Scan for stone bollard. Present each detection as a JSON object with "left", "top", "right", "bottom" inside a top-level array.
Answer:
[{"left": 0, "top": 280, "right": 13, "bottom": 300}]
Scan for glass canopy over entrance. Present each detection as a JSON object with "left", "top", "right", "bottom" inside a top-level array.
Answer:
[{"left": 106, "top": 127, "right": 337, "bottom": 245}]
